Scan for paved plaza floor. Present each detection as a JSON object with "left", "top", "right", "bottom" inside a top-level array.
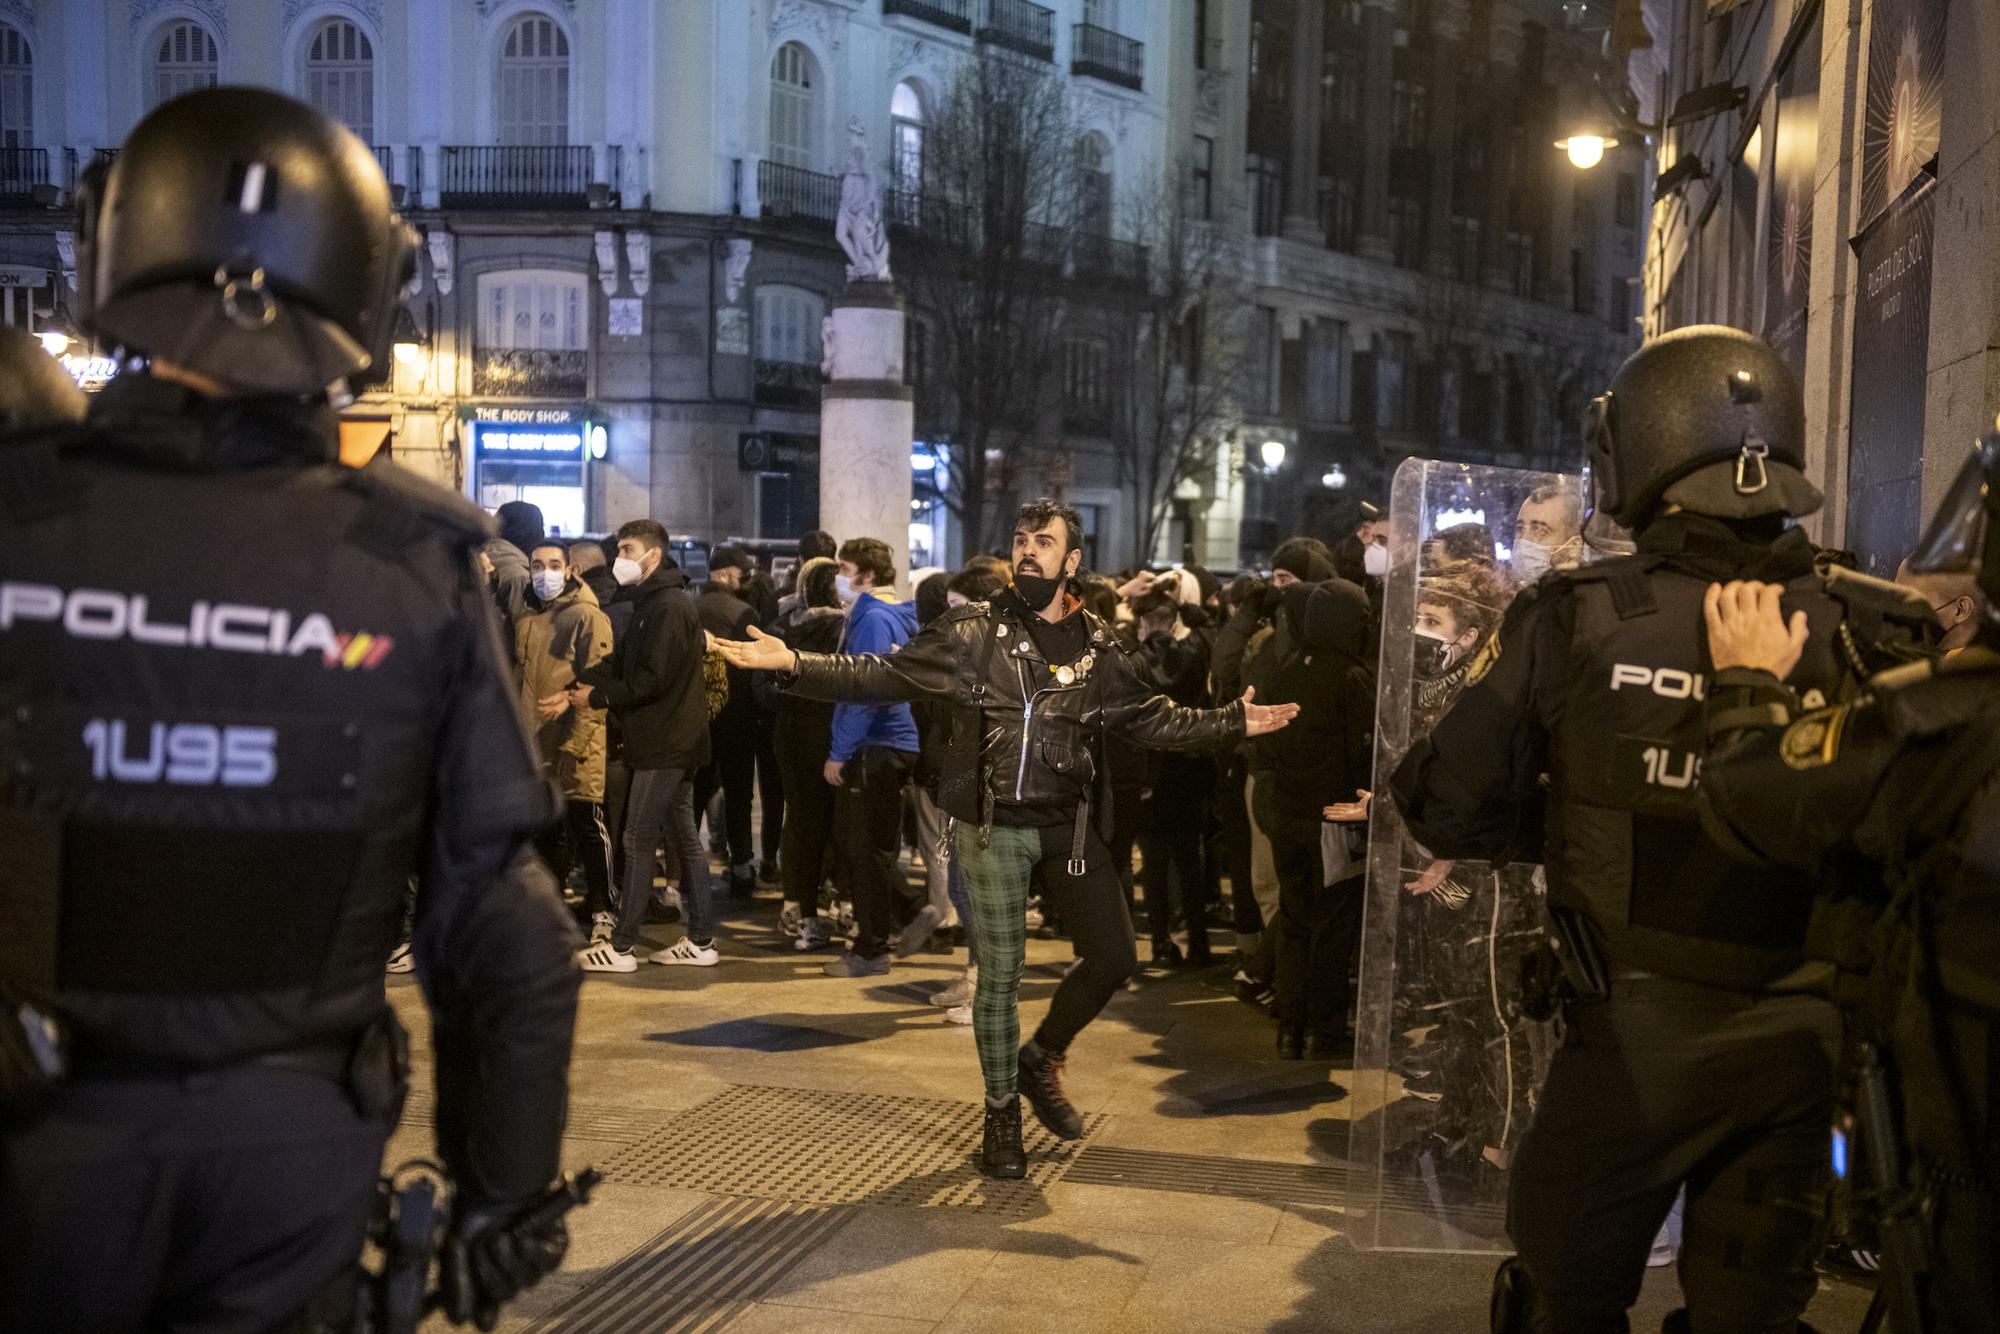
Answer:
[{"left": 386, "top": 888, "right": 1875, "bottom": 1333}]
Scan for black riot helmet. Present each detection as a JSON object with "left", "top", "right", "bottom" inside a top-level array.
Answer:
[
  {"left": 1907, "top": 435, "right": 2000, "bottom": 613},
  {"left": 0, "top": 327, "right": 87, "bottom": 432},
  {"left": 1583, "top": 326, "right": 1821, "bottom": 530},
  {"left": 80, "top": 87, "right": 417, "bottom": 397}
]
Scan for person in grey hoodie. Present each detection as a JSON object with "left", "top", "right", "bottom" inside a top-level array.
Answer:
[{"left": 485, "top": 499, "right": 543, "bottom": 652}]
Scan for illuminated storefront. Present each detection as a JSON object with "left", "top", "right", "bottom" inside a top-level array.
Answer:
[{"left": 464, "top": 403, "right": 604, "bottom": 539}]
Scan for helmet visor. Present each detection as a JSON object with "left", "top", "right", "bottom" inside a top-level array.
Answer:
[{"left": 1906, "top": 442, "right": 1995, "bottom": 575}]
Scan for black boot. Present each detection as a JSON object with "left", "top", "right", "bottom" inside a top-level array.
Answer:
[
  {"left": 1017, "top": 1040, "right": 1085, "bottom": 1140},
  {"left": 979, "top": 1097, "right": 1027, "bottom": 1179},
  {"left": 1276, "top": 1024, "right": 1305, "bottom": 1060},
  {"left": 1150, "top": 938, "right": 1183, "bottom": 967},
  {"left": 1304, "top": 1029, "right": 1353, "bottom": 1061}
]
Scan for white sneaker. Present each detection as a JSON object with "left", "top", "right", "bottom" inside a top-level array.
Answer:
[
  {"left": 590, "top": 912, "right": 614, "bottom": 943},
  {"left": 944, "top": 1001, "right": 973, "bottom": 1026},
  {"left": 385, "top": 942, "right": 414, "bottom": 974},
  {"left": 579, "top": 942, "right": 637, "bottom": 973},
  {"left": 930, "top": 964, "right": 976, "bottom": 1008},
  {"left": 650, "top": 938, "right": 720, "bottom": 967},
  {"left": 795, "top": 918, "right": 829, "bottom": 951},
  {"left": 779, "top": 901, "right": 803, "bottom": 939}
]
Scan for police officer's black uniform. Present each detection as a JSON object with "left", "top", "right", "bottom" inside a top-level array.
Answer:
[
  {"left": 0, "top": 89, "right": 581, "bottom": 1333},
  {"left": 1700, "top": 440, "right": 2000, "bottom": 1334},
  {"left": 1390, "top": 327, "right": 1932, "bottom": 1334}
]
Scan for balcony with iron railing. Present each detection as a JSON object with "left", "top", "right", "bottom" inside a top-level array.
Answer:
[
  {"left": 882, "top": 0, "right": 973, "bottom": 35},
  {"left": 0, "top": 148, "right": 51, "bottom": 206},
  {"left": 754, "top": 358, "right": 825, "bottom": 409},
  {"left": 979, "top": 0, "right": 1055, "bottom": 61},
  {"left": 472, "top": 348, "right": 590, "bottom": 398},
  {"left": 757, "top": 159, "right": 843, "bottom": 223},
  {"left": 438, "top": 146, "right": 619, "bottom": 210},
  {"left": 1072, "top": 23, "right": 1142, "bottom": 91},
  {"left": 884, "top": 187, "right": 1145, "bottom": 285},
  {"left": 1073, "top": 231, "right": 1149, "bottom": 286}
]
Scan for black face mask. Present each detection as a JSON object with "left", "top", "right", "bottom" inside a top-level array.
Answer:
[
  {"left": 1412, "top": 631, "right": 1457, "bottom": 679},
  {"left": 1012, "top": 568, "right": 1066, "bottom": 611}
]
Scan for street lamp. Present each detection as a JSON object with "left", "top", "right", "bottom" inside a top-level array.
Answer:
[
  {"left": 1321, "top": 463, "right": 1347, "bottom": 490},
  {"left": 1555, "top": 134, "right": 1616, "bottom": 170},
  {"left": 1258, "top": 439, "right": 1287, "bottom": 472},
  {"left": 390, "top": 304, "right": 428, "bottom": 366}
]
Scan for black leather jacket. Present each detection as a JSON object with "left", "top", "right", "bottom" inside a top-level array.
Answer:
[{"left": 785, "top": 599, "right": 1245, "bottom": 826}]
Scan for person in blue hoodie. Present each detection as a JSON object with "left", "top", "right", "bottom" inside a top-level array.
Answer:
[{"left": 823, "top": 536, "right": 923, "bottom": 976}]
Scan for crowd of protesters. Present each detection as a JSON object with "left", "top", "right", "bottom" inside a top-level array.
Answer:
[{"left": 465, "top": 492, "right": 1569, "bottom": 1067}]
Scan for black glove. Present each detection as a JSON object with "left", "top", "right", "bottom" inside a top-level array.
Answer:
[
  {"left": 440, "top": 1204, "right": 571, "bottom": 1331},
  {"left": 1247, "top": 579, "right": 1282, "bottom": 619}
]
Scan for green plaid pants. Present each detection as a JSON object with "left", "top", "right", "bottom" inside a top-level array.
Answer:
[
  {"left": 953, "top": 820, "right": 1138, "bottom": 1102},
  {"left": 954, "top": 823, "right": 1038, "bottom": 1102}
]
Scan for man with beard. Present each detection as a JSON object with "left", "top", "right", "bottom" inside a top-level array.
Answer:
[{"left": 716, "top": 499, "right": 1299, "bottom": 1177}]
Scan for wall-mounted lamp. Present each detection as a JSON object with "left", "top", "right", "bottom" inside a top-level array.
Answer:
[
  {"left": 390, "top": 304, "right": 428, "bottom": 366},
  {"left": 1258, "top": 439, "right": 1288, "bottom": 471}
]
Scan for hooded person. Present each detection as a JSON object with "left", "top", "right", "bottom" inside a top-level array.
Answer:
[
  {"left": 1247, "top": 579, "right": 1377, "bottom": 1058},
  {"left": 485, "top": 499, "right": 544, "bottom": 648}
]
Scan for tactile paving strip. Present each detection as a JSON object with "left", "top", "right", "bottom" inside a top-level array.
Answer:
[
  {"left": 394, "top": 1091, "right": 658, "bottom": 1147},
  {"left": 524, "top": 1196, "right": 854, "bottom": 1334},
  {"left": 601, "top": 1083, "right": 1102, "bottom": 1214}
]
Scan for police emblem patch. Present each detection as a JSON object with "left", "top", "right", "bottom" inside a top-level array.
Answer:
[
  {"left": 1466, "top": 632, "right": 1502, "bottom": 685},
  {"left": 1780, "top": 705, "right": 1847, "bottom": 770}
]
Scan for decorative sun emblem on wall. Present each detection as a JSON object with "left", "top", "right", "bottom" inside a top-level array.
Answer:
[{"left": 1887, "top": 27, "right": 1923, "bottom": 191}]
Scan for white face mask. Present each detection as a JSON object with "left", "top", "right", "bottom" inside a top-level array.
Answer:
[
  {"left": 834, "top": 574, "right": 858, "bottom": 605},
  {"left": 612, "top": 555, "right": 645, "bottom": 586},
  {"left": 1363, "top": 543, "right": 1391, "bottom": 578},
  {"left": 1512, "top": 539, "right": 1552, "bottom": 584},
  {"left": 531, "top": 569, "right": 566, "bottom": 601}
]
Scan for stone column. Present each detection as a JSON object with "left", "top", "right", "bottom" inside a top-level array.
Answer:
[
  {"left": 819, "top": 279, "right": 914, "bottom": 587},
  {"left": 1281, "top": 0, "right": 1327, "bottom": 242},
  {"left": 1424, "top": 0, "right": 1470, "bottom": 274},
  {"left": 1356, "top": 0, "right": 1398, "bottom": 263},
  {"left": 1480, "top": 18, "right": 1523, "bottom": 289}
]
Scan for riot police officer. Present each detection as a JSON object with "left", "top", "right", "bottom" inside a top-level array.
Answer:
[
  {"left": 0, "top": 324, "right": 87, "bottom": 434},
  {"left": 0, "top": 89, "right": 581, "bottom": 1332},
  {"left": 1699, "top": 439, "right": 2000, "bottom": 1334},
  {"left": 1391, "top": 326, "right": 1932, "bottom": 1333}
]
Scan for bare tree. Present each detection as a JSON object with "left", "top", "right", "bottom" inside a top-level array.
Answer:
[
  {"left": 1094, "top": 167, "right": 1248, "bottom": 566},
  {"left": 898, "top": 51, "right": 1084, "bottom": 555}
]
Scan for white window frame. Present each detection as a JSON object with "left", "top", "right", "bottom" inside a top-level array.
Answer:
[
  {"left": 1065, "top": 337, "right": 1108, "bottom": 412},
  {"left": 149, "top": 19, "right": 219, "bottom": 111},
  {"left": 478, "top": 268, "right": 587, "bottom": 352},
  {"left": 497, "top": 12, "right": 570, "bottom": 147},
  {"left": 890, "top": 79, "right": 924, "bottom": 195},
  {"left": 301, "top": 17, "right": 376, "bottom": 143},
  {"left": 754, "top": 284, "right": 825, "bottom": 366},
  {"left": 1077, "top": 133, "right": 1112, "bottom": 237},
  {"left": 769, "top": 43, "right": 817, "bottom": 170},
  {"left": 0, "top": 23, "right": 29, "bottom": 151}
]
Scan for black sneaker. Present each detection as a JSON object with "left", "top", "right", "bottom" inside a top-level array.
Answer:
[
  {"left": 979, "top": 1097, "right": 1027, "bottom": 1179},
  {"left": 1016, "top": 1041, "right": 1085, "bottom": 1140}
]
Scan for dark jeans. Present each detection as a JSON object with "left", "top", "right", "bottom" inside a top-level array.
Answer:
[
  {"left": 835, "top": 747, "right": 917, "bottom": 958},
  {"left": 534, "top": 796, "right": 615, "bottom": 918},
  {"left": 1509, "top": 981, "right": 1840, "bottom": 1333},
  {"left": 695, "top": 717, "right": 756, "bottom": 871},
  {"left": 1140, "top": 758, "right": 1214, "bottom": 950},
  {"left": 1218, "top": 755, "right": 1262, "bottom": 935},
  {"left": 756, "top": 714, "right": 784, "bottom": 869},
  {"left": 614, "top": 766, "right": 712, "bottom": 952},
  {"left": 603, "top": 756, "right": 629, "bottom": 906},
  {"left": 1270, "top": 836, "right": 1363, "bottom": 1033},
  {"left": 775, "top": 717, "right": 835, "bottom": 917},
  {"left": 0, "top": 1067, "right": 388, "bottom": 1334}
]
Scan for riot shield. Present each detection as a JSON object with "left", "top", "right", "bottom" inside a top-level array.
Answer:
[{"left": 1345, "top": 458, "right": 1584, "bottom": 1253}]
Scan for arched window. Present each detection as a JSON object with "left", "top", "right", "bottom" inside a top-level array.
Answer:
[
  {"left": 498, "top": 13, "right": 569, "bottom": 146},
  {"left": 479, "top": 268, "right": 586, "bottom": 352},
  {"left": 755, "top": 284, "right": 824, "bottom": 366},
  {"left": 304, "top": 18, "right": 375, "bottom": 141},
  {"left": 768, "top": 43, "right": 816, "bottom": 169},
  {"left": 1077, "top": 133, "right": 1112, "bottom": 236},
  {"left": 151, "top": 20, "right": 219, "bottom": 110},
  {"left": 890, "top": 80, "right": 925, "bottom": 194},
  {"left": 0, "top": 24, "right": 29, "bottom": 151}
]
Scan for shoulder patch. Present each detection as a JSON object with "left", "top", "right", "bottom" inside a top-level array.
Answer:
[{"left": 1780, "top": 704, "right": 1850, "bottom": 770}]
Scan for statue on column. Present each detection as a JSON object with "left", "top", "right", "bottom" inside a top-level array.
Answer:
[{"left": 835, "top": 117, "right": 892, "bottom": 284}]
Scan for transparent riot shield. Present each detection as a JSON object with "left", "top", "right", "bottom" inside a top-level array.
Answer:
[{"left": 1345, "top": 458, "right": 1584, "bottom": 1253}]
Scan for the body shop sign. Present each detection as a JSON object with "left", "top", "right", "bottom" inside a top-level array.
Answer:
[{"left": 464, "top": 405, "right": 602, "bottom": 458}]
